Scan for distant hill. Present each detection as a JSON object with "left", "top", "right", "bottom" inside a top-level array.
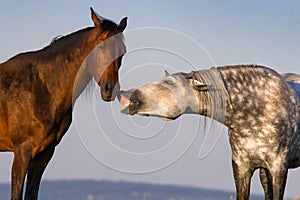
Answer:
[{"left": 0, "top": 180, "right": 264, "bottom": 200}]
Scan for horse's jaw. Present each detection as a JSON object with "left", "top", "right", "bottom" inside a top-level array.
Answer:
[{"left": 117, "top": 90, "right": 179, "bottom": 121}]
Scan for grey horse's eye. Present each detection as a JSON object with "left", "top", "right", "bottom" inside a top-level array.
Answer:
[{"left": 163, "top": 79, "right": 175, "bottom": 85}]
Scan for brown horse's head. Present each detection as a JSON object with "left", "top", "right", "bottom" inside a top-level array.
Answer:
[{"left": 87, "top": 8, "right": 127, "bottom": 102}]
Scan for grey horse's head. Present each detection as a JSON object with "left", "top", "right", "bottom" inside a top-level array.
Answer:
[{"left": 118, "top": 71, "right": 210, "bottom": 120}]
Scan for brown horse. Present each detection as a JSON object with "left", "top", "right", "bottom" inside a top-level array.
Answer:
[{"left": 0, "top": 8, "right": 127, "bottom": 200}]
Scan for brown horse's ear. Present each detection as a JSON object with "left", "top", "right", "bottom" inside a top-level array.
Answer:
[
  {"left": 90, "top": 7, "right": 102, "bottom": 28},
  {"left": 118, "top": 17, "right": 128, "bottom": 32}
]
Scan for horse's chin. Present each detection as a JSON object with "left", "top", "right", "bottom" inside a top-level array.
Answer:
[
  {"left": 102, "top": 96, "right": 114, "bottom": 102},
  {"left": 101, "top": 92, "right": 117, "bottom": 102},
  {"left": 119, "top": 105, "right": 178, "bottom": 121},
  {"left": 120, "top": 107, "right": 177, "bottom": 121},
  {"left": 137, "top": 112, "right": 178, "bottom": 121}
]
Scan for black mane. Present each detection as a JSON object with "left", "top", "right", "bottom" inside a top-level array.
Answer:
[{"left": 6, "top": 19, "right": 120, "bottom": 63}]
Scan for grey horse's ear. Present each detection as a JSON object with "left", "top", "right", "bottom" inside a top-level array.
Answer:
[
  {"left": 165, "top": 70, "right": 170, "bottom": 77},
  {"left": 189, "top": 79, "right": 209, "bottom": 91}
]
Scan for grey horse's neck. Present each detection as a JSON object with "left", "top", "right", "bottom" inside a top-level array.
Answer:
[{"left": 190, "top": 67, "right": 228, "bottom": 124}]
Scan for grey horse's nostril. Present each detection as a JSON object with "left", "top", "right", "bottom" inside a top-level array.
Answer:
[{"left": 117, "top": 90, "right": 125, "bottom": 100}]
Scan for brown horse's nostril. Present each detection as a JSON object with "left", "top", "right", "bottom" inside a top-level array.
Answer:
[
  {"left": 104, "top": 82, "right": 112, "bottom": 92},
  {"left": 101, "top": 81, "right": 120, "bottom": 102}
]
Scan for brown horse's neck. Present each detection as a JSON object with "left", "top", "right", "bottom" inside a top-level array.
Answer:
[{"left": 35, "top": 28, "right": 97, "bottom": 111}]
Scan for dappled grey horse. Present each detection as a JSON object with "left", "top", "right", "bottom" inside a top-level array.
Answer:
[{"left": 118, "top": 65, "right": 300, "bottom": 200}]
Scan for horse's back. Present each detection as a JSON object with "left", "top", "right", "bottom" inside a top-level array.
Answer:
[
  {"left": 0, "top": 57, "right": 32, "bottom": 98},
  {"left": 280, "top": 72, "right": 300, "bottom": 168},
  {"left": 282, "top": 73, "right": 300, "bottom": 84},
  {"left": 282, "top": 73, "right": 300, "bottom": 101}
]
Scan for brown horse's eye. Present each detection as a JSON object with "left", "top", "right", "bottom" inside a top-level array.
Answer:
[
  {"left": 120, "top": 48, "right": 126, "bottom": 55},
  {"left": 98, "top": 43, "right": 105, "bottom": 49}
]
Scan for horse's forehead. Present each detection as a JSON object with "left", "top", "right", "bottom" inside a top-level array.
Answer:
[
  {"left": 103, "top": 32, "right": 125, "bottom": 46},
  {"left": 95, "top": 33, "right": 125, "bottom": 56},
  {"left": 147, "top": 76, "right": 188, "bottom": 91}
]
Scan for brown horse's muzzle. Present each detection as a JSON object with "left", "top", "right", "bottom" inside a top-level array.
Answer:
[{"left": 100, "top": 81, "right": 120, "bottom": 102}]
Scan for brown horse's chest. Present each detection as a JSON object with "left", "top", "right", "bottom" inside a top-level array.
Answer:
[
  {"left": 32, "top": 110, "right": 72, "bottom": 156},
  {"left": 54, "top": 110, "right": 72, "bottom": 145}
]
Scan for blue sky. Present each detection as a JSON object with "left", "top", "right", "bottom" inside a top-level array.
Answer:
[{"left": 0, "top": 0, "right": 300, "bottom": 198}]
